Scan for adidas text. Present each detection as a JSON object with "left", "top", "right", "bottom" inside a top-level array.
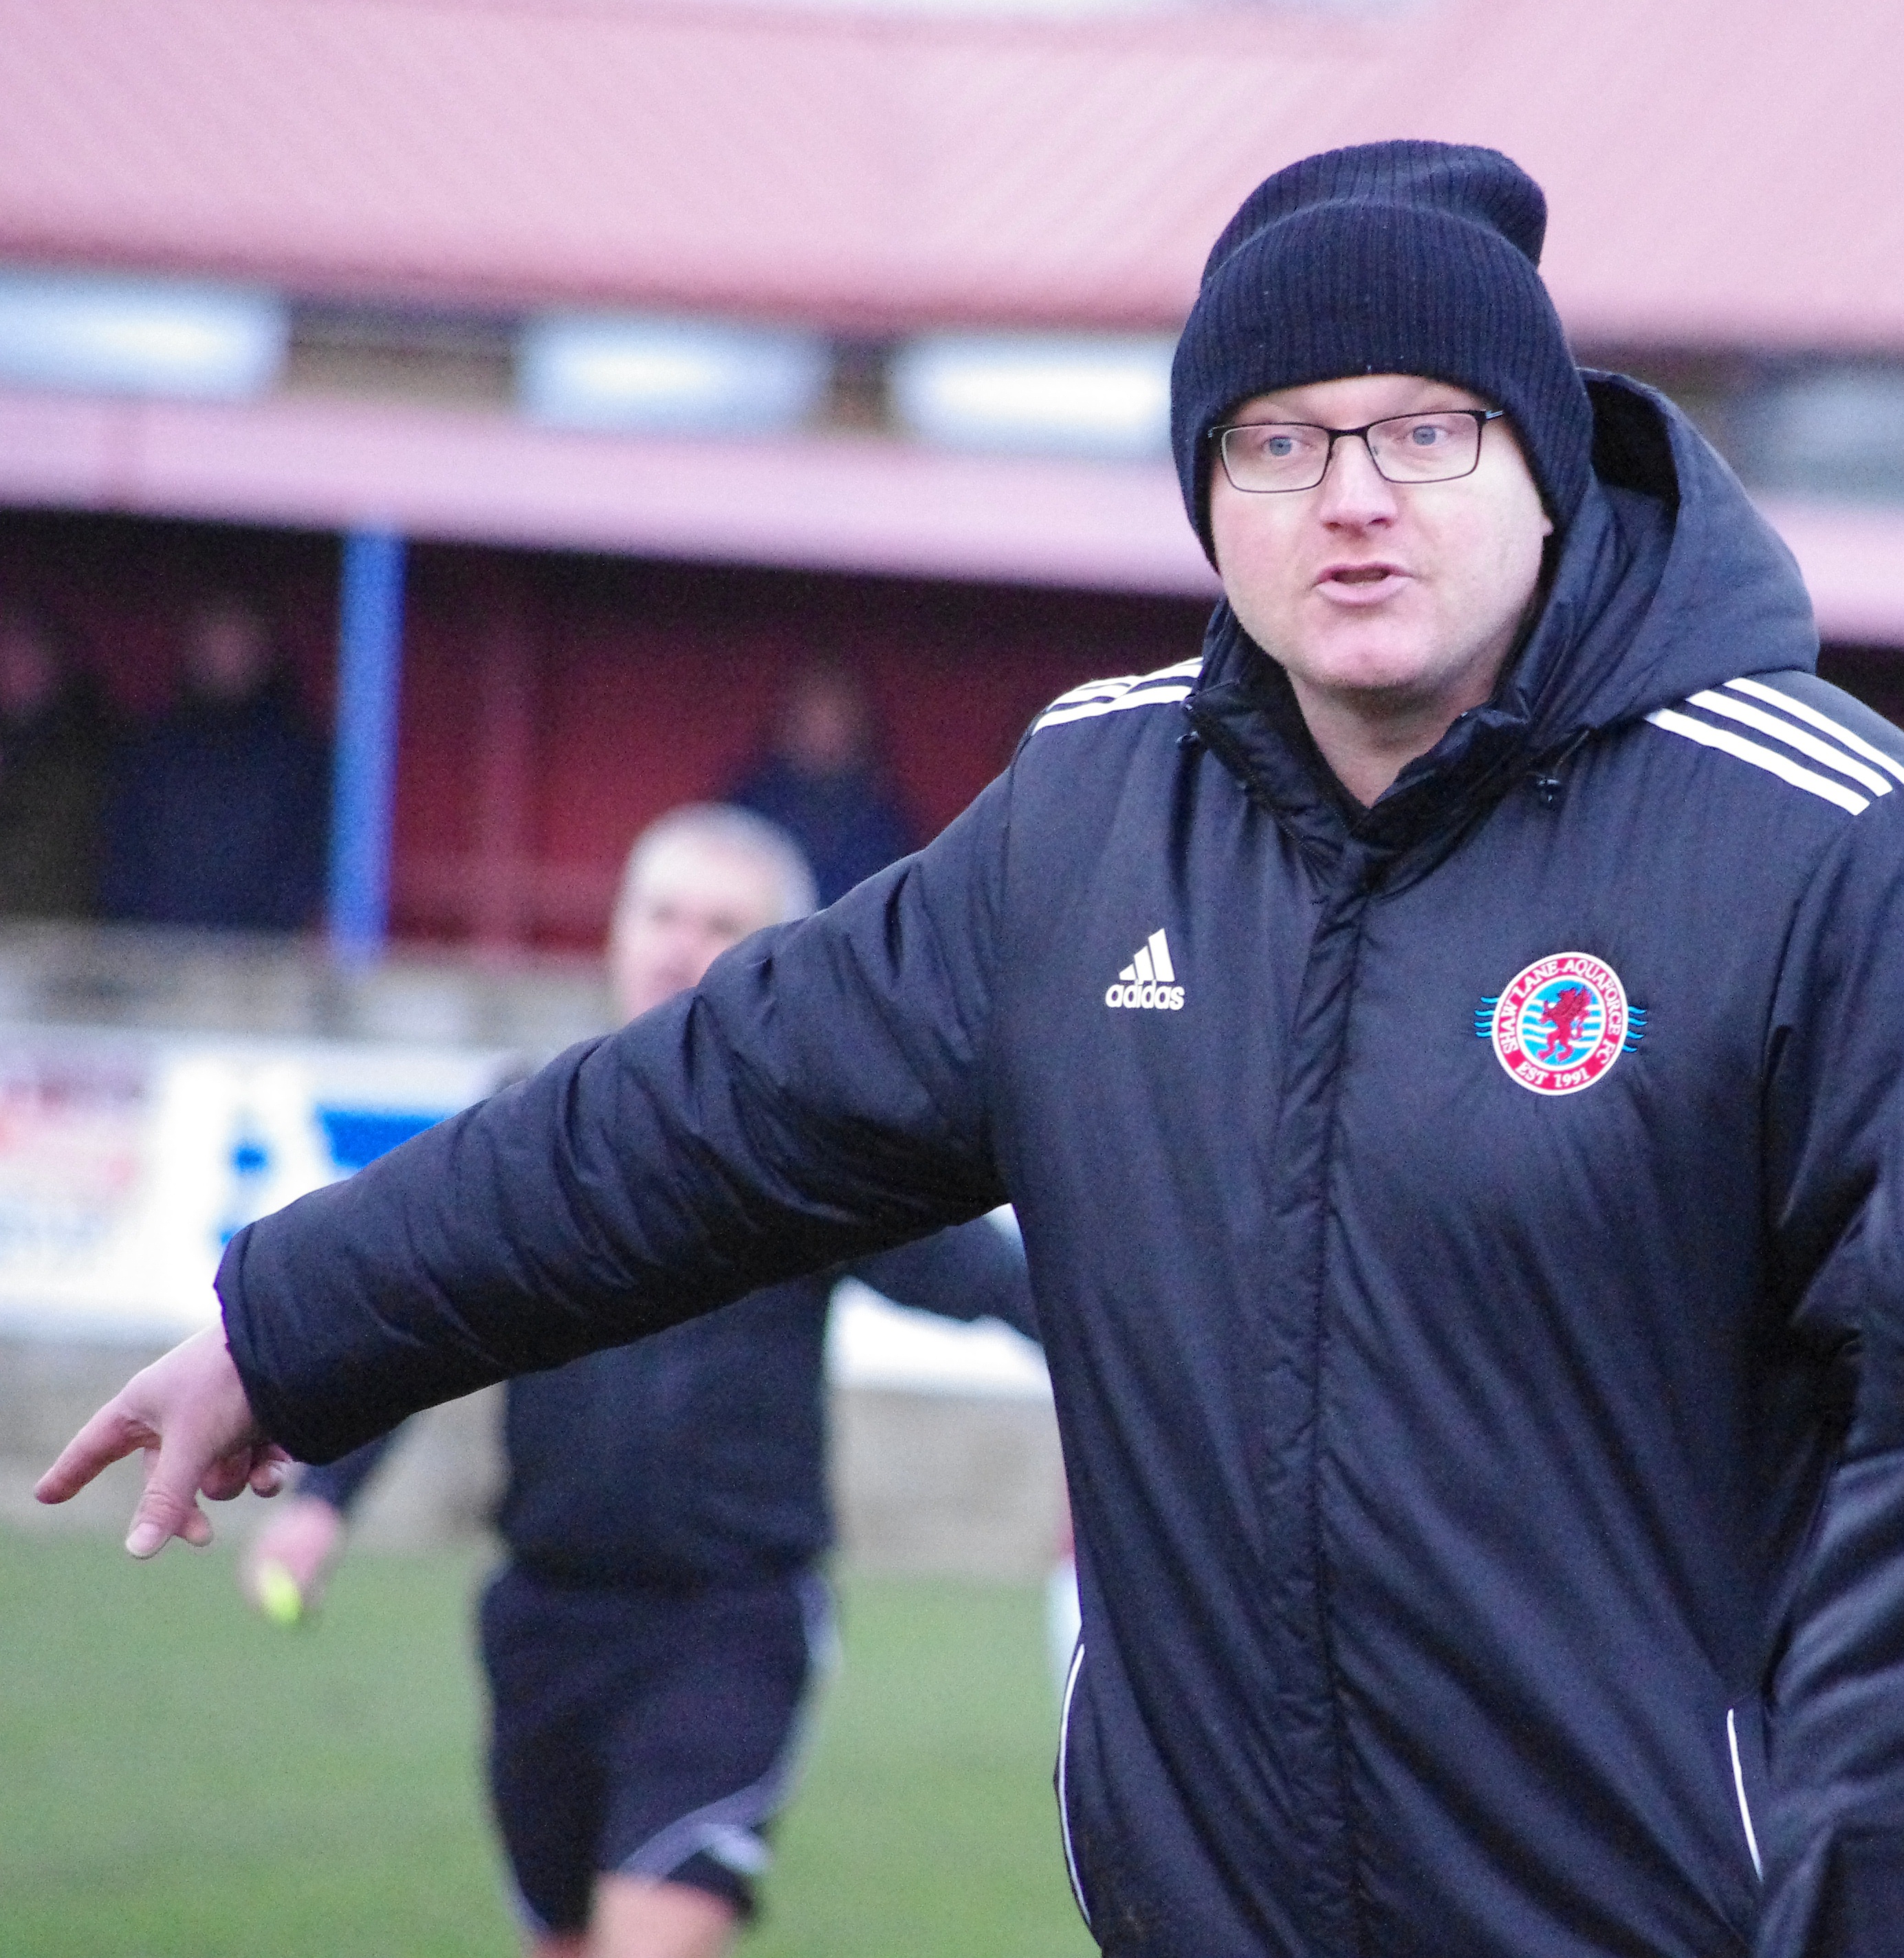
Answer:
[
  {"left": 1105, "top": 980, "right": 1184, "bottom": 1011},
  {"left": 1106, "top": 929, "right": 1184, "bottom": 1010}
]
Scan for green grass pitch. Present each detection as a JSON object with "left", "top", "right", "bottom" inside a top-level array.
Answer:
[{"left": 0, "top": 1527, "right": 1097, "bottom": 1957}]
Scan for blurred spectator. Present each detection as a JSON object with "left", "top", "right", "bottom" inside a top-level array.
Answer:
[
  {"left": 0, "top": 606, "right": 115, "bottom": 918},
  {"left": 101, "top": 596, "right": 329, "bottom": 931},
  {"left": 727, "top": 662, "right": 915, "bottom": 904}
]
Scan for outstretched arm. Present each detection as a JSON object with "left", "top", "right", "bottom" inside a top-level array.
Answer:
[
  {"left": 219, "top": 785, "right": 1010, "bottom": 1470},
  {"left": 33, "top": 1325, "right": 290, "bottom": 1557},
  {"left": 38, "top": 777, "right": 1013, "bottom": 1547}
]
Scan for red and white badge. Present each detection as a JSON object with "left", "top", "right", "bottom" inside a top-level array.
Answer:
[{"left": 1489, "top": 952, "right": 1630, "bottom": 1096}]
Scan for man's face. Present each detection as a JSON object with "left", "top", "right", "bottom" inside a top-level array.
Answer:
[
  {"left": 609, "top": 834, "right": 787, "bottom": 1019},
  {"left": 1208, "top": 373, "right": 1553, "bottom": 728}
]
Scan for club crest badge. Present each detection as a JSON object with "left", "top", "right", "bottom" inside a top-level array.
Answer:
[{"left": 1476, "top": 952, "right": 1643, "bottom": 1096}]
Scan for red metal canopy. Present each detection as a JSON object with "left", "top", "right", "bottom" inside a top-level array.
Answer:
[
  {"left": 3, "top": 0, "right": 1901, "bottom": 346},
  {"left": 4, "top": 0, "right": 1903, "bottom": 638}
]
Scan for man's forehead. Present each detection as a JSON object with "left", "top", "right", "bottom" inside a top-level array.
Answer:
[
  {"left": 1234, "top": 373, "right": 1491, "bottom": 420},
  {"left": 633, "top": 835, "right": 778, "bottom": 910}
]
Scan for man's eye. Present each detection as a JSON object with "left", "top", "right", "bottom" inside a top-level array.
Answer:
[{"left": 1265, "top": 434, "right": 1298, "bottom": 459}]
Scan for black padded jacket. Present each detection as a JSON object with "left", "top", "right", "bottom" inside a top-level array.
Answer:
[{"left": 223, "top": 376, "right": 1904, "bottom": 1957}]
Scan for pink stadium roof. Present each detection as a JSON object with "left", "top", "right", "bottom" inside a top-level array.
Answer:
[
  {"left": 5, "top": 0, "right": 1903, "bottom": 635},
  {"left": 2, "top": 0, "right": 1902, "bottom": 346},
  {"left": 0, "top": 383, "right": 1218, "bottom": 594},
  {"left": 6, "top": 383, "right": 1902, "bottom": 646}
]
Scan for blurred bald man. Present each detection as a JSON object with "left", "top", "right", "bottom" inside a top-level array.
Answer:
[{"left": 243, "top": 805, "right": 1035, "bottom": 1958}]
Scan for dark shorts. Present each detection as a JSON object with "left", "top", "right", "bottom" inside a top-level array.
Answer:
[{"left": 477, "top": 1563, "right": 833, "bottom": 1937}]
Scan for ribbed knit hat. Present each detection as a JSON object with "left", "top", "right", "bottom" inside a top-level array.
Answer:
[{"left": 1171, "top": 140, "right": 1594, "bottom": 563}]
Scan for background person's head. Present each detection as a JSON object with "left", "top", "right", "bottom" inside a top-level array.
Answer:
[
  {"left": 182, "top": 596, "right": 276, "bottom": 706},
  {"left": 608, "top": 804, "right": 816, "bottom": 1019},
  {"left": 769, "top": 662, "right": 876, "bottom": 781},
  {"left": 0, "top": 608, "right": 65, "bottom": 724}
]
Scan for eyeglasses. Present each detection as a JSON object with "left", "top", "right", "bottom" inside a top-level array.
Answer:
[{"left": 1210, "top": 409, "right": 1505, "bottom": 494}]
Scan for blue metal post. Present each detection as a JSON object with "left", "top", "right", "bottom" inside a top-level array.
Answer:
[{"left": 328, "top": 528, "right": 406, "bottom": 968}]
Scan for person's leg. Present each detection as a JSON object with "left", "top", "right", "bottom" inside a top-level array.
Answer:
[
  {"left": 584, "top": 1873, "right": 737, "bottom": 1958},
  {"left": 593, "top": 1572, "right": 832, "bottom": 1950},
  {"left": 479, "top": 1567, "right": 612, "bottom": 1958}
]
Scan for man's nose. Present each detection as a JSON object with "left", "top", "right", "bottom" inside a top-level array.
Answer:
[{"left": 1316, "top": 433, "right": 1399, "bottom": 523}]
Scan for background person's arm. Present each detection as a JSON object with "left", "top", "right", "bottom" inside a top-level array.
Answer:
[
  {"left": 844, "top": 1211, "right": 1037, "bottom": 1342},
  {"left": 238, "top": 1431, "right": 402, "bottom": 1618}
]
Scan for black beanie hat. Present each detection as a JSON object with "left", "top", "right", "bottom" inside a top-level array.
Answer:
[{"left": 1170, "top": 140, "right": 1595, "bottom": 563}]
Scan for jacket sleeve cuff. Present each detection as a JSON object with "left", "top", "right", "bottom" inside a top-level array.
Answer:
[{"left": 216, "top": 1219, "right": 332, "bottom": 1464}]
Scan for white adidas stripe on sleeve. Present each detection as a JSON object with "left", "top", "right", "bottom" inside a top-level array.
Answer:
[
  {"left": 1724, "top": 677, "right": 1904, "bottom": 785},
  {"left": 1685, "top": 690, "right": 1894, "bottom": 798},
  {"left": 1645, "top": 707, "right": 1872, "bottom": 814}
]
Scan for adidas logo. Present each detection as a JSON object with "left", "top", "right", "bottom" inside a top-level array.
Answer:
[{"left": 1104, "top": 929, "right": 1185, "bottom": 1011}]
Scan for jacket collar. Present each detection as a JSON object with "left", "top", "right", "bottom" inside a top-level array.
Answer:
[{"left": 1184, "top": 607, "right": 1540, "bottom": 880}]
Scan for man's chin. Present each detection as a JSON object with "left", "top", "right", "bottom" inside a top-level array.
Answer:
[{"left": 1284, "top": 640, "right": 1447, "bottom": 703}]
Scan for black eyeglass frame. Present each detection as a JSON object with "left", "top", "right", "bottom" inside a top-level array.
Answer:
[{"left": 1208, "top": 408, "right": 1506, "bottom": 494}]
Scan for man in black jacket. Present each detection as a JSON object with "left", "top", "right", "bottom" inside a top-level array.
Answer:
[
  {"left": 237, "top": 802, "right": 1033, "bottom": 1958},
  {"left": 41, "top": 143, "right": 1904, "bottom": 1957}
]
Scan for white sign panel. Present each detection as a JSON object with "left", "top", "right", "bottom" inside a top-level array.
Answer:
[{"left": 0, "top": 1023, "right": 509, "bottom": 1341}]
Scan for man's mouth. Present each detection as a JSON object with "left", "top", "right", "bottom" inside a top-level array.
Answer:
[{"left": 1315, "top": 562, "right": 1411, "bottom": 604}]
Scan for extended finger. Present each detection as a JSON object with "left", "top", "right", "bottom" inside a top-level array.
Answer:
[
  {"left": 34, "top": 1400, "right": 149, "bottom": 1506},
  {"left": 127, "top": 1433, "right": 226, "bottom": 1559}
]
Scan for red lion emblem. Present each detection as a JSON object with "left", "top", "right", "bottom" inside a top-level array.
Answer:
[
  {"left": 1490, "top": 953, "right": 1631, "bottom": 1098},
  {"left": 1536, "top": 983, "right": 1595, "bottom": 1062}
]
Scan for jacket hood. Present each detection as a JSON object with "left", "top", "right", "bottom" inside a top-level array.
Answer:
[
  {"left": 1186, "top": 371, "right": 1819, "bottom": 860},
  {"left": 1513, "top": 370, "right": 1817, "bottom": 735}
]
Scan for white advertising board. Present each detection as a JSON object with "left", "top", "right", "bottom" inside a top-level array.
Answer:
[
  {"left": 0, "top": 1023, "right": 510, "bottom": 1342},
  {"left": 0, "top": 1021, "right": 1046, "bottom": 1401}
]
